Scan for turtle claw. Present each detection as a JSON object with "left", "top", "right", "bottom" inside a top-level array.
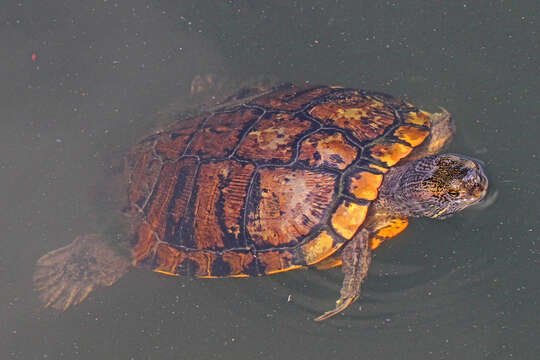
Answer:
[
  {"left": 33, "top": 234, "right": 130, "bottom": 310},
  {"left": 314, "top": 295, "right": 358, "bottom": 322}
]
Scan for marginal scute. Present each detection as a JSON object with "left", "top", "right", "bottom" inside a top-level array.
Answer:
[
  {"left": 222, "top": 251, "right": 255, "bottom": 276},
  {"left": 313, "top": 255, "right": 343, "bottom": 270},
  {"left": 298, "top": 231, "right": 341, "bottom": 265},
  {"left": 236, "top": 112, "right": 312, "bottom": 163},
  {"left": 153, "top": 246, "right": 257, "bottom": 277},
  {"left": 298, "top": 130, "right": 358, "bottom": 170},
  {"left": 404, "top": 110, "right": 431, "bottom": 127},
  {"left": 376, "top": 218, "right": 409, "bottom": 238},
  {"left": 393, "top": 125, "right": 430, "bottom": 147},
  {"left": 347, "top": 171, "right": 384, "bottom": 201},
  {"left": 258, "top": 250, "right": 301, "bottom": 274},
  {"left": 331, "top": 200, "right": 369, "bottom": 239},
  {"left": 370, "top": 218, "right": 409, "bottom": 250},
  {"left": 369, "top": 142, "right": 413, "bottom": 166},
  {"left": 154, "top": 243, "right": 183, "bottom": 275},
  {"left": 188, "top": 251, "right": 219, "bottom": 277}
]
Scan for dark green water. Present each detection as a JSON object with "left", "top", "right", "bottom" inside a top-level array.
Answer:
[{"left": 2, "top": 1, "right": 538, "bottom": 359}]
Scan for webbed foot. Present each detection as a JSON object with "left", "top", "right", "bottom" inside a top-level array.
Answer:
[
  {"left": 33, "top": 234, "right": 130, "bottom": 310},
  {"left": 315, "top": 229, "right": 371, "bottom": 321}
]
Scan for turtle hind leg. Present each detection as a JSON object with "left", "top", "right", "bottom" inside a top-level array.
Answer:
[{"left": 33, "top": 234, "right": 131, "bottom": 311}]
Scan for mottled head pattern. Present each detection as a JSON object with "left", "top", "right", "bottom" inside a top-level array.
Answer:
[{"left": 387, "top": 154, "right": 488, "bottom": 219}]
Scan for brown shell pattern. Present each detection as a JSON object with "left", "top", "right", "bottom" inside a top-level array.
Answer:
[{"left": 125, "top": 84, "right": 432, "bottom": 277}]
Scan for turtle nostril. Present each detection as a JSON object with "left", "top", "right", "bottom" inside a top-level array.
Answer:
[
  {"left": 463, "top": 169, "right": 488, "bottom": 199},
  {"left": 464, "top": 171, "right": 479, "bottom": 184}
]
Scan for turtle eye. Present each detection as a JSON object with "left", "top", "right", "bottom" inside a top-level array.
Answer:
[{"left": 448, "top": 189, "right": 460, "bottom": 197}]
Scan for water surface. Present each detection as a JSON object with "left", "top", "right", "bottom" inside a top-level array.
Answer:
[{"left": 2, "top": 1, "right": 539, "bottom": 359}]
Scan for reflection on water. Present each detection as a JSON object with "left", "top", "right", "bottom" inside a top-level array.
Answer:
[{"left": 2, "top": 1, "right": 539, "bottom": 359}]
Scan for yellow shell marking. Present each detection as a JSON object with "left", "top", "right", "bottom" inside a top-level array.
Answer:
[
  {"left": 368, "top": 164, "right": 389, "bottom": 173},
  {"left": 265, "top": 266, "right": 303, "bottom": 275},
  {"left": 301, "top": 231, "right": 339, "bottom": 265},
  {"left": 393, "top": 125, "right": 430, "bottom": 147},
  {"left": 370, "top": 218, "right": 409, "bottom": 250},
  {"left": 314, "top": 256, "right": 343, "bottom": 270},
  {"left": 370, "top": 142, "right": 413, "bottom": 166},
  {"left": 153, "top": 269, "right": 180, "bottom": 277},
  {"left": 405, "top": 110, "right": 431, "bottom": 126},
  {"left": 348, "top": 171, "right": 384, "bottom": 201},
  {"left": 331, "top": 201, "right": 369, "bottom": 239}
]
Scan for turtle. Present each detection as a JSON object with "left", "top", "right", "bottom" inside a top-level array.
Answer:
[{"left": 33, "top": 84, "right": 488, "bottom": 321}]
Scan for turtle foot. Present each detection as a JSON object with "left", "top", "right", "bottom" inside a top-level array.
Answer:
[
  {"left": 33, "top": 234, "right": 130, "bottom": 311},
  {"left": 314, "top": 229, "right": 371, "bottom": 322},
  {"left": 314, "top": 295, "right": 358, "bottom": 322}
]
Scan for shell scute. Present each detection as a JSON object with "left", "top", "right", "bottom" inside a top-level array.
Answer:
[
  {"left": 186, "top": 107, "right": 261, "bottom": 159},
  {"left": 236, "top": 112, "right": 313, "bottom": 163},
  {"left": 185, "top": 160, "right": 255, "bottom": 251},
  {"left": 393, "top": 125, "right": 430, "bottom": 147},
  {"left": 297, "top": 130, "right": 358, "bottom": 170},
  {"left": 368, "top": 142, "right": 413, "bottom": 167},
  {"left": 308, "top": 93, "right": 396, "bottom": 143},
  {"left": 346, "top": 170, "right": 384, "bottom": 201},
  {"left": 246, "top": 168, "right": 337, "bottom": 249},
  {"left": 155, "top": 114, "right": 208, "bottom": 160},
  {"left": 257, "top": 250, "right": 301, "bottom": 274},
  {"left": 331, "top": 200, "right": 369, "bottom": 240},
  {"left": 295, "top": 230, "right": 342, "bottom": 266}
]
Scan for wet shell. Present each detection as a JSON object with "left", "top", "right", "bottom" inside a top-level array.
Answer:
[{"left": 125, "top": 84, "right": 432, "bottom": 277}]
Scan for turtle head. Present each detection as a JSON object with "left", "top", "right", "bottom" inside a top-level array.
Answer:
[{"left": 401, "top": 154, "right": 488, "bottom": 219}]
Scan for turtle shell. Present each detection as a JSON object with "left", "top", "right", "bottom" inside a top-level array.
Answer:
[{"left": 124, "top": 84, "right": 432, "bottom": 277}]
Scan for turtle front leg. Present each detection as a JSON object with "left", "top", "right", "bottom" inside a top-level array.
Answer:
[{"left": 315, "top": 229, "right": 371, "bottom": 321}]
